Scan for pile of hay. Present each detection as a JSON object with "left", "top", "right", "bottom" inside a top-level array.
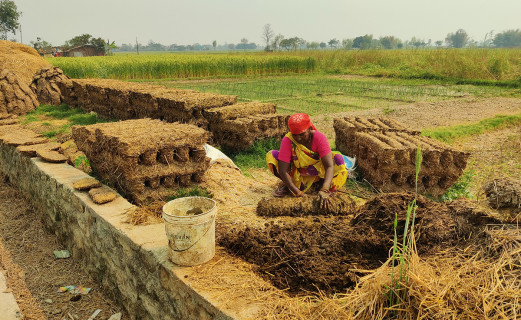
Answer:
[
  {"left": 0, "top": 40, "right": 50, "bottom": 86},
  {"left": 0, "top": 41, "right": 52, "bottom": 115}
]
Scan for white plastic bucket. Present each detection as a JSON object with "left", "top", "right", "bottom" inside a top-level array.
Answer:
[{"left": 162, "top": 197, "right": 217, "bottom": 266}]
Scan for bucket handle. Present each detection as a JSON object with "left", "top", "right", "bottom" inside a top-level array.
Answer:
[{"left": 171, "top": 222, "right": 212, "bottom": 252}]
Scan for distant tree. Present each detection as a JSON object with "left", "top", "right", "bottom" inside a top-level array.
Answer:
[
  {"left": 118, "top": 43, "right": 134, "bottom": 51},
  {"left": 352, "top": 34, "right": 373, "bottom": 50},
  {"left": 482, "top": 30, "right": 494, "bottom": 47},
  {"left": 293, "top": 37, "right": 306, "bottom": 50},
  {"left": 90, "top": 37, "right": 106, "bottom": 52},
  {"left": 142, "top": 40, "right": 165, "bottom": 51},
  {"left": 445, "top": 29, "right": 469, "bottom": 48},
  {"left": 280, "top": 38, "right": 292, "bottom": 51},
  {"left": 341, "top": 39, "right": 353, "bottom": 50},
  {"left": 435, "top": 40, "right": 443, "bottom": 47},
  {"left": 271, "top": 34, "right": 283, "bottom": 51},
  {"left": 30, "top": 37, "right": 52, "bottom": 51},
  {"left": 380, "top": 36, "right": 400, "bottom": 49},
  {"left": 410, "top": 37, "right": 426, "bottom": 48},
  {"left": 493, "top": 29, "right": 521, "bottom": 48},
  {"left": 319, "top": 42, "right": 327, "bottom": 49},
  {"left": 262, "top": 24, "right": 274, "bottom": 51},
  {"left": 0, "top": 0, "right": 21, "bottom": 40},
  {"left": 328, "top": 38, "right": 339, "bottom": 48},
  {"left": 228, "top": 43, "right": 235, "bottom": 50},
  {"left": 306, "top": 41, "right": 319, "bottom": 50},
  {"left": 64, "top": 34, "right": 92, "bottom": 48},
  {"left": 105, "top": 39, "right": 118, "bottom": 55},
  {"left": 212, "top": 40, "right": 217, "bottom": 50}
]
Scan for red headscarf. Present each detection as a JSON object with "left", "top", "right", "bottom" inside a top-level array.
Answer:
[{"left": 288, "top": 113, "right": 316, "bottom": 135}]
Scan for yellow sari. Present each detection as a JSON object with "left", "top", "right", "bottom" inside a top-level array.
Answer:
[{"left": 266, "top": 133, "right": 348, "bottom": 193}]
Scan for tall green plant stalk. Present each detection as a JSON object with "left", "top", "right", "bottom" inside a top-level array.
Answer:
[{"left": 387, "top": 146, "right": 422, "bottom": 317}]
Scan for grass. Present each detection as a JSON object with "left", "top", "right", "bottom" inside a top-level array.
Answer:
[
  {"left": 20, "top": 104, "right": 111, "bottom": 139},
  {"left": 226, "top": 138, "right": 281, "bottom": 171},
  {"left": 387, "top": 147, "right": 422, "bottom": 318},
  {"left": 165, "top": 186, "right": 212, "bottom": 201},
  {"left": 158, "top": 75, "right": 517, "bottom": 116},
  {"left": 440, "top": 169, "right": 475, "bottom": 201},
  {"left": 422, "top": 113, "right": 521, "bottom": 143}
]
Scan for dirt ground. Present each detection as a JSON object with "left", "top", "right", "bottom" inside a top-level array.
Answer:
[
  {"left": 0, "top": 175, "right": 128, "bottom": 319},
  {"left": 1, "top": 95, "right": 520, "bottom": 317}
]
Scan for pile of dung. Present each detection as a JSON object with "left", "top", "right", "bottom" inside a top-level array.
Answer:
[
  {"left": 483, "top": 177, "right": 521, "bottom": 210},
  {"left": 218, "top": 192, "right": 500, "bottom": 295},
  {"left": 0, "top": 69, "right": 39, "bottom": 115},
  {"left": 0, "top": 40, "right": 50, "bottom": 86},
  {"left": 30, "top": 66, "right": 71, "bottom": 105},
  {"left": 256, "top": 192, "right": 356, "bottom": 217}
]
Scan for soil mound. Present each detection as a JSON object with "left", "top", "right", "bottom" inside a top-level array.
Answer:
[{"left": 0, "top": 40, "right": 50, "bottom": 86}]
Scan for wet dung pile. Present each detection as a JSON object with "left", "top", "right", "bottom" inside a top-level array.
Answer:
[
  {"left": 217, "top": 216, "right": 389, "bottom": 294},
  {"left": 256, "top": 192, "right": 356, "bottom": 217},
  {"left": 334, "top": 117, "right": 469, "bottom": 196},
  {"left": 218, "top": 193, "right": 498, "bottom": 295}
]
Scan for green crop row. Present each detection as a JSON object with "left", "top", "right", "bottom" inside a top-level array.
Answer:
[
  {"left": 293, "top": 48, "right": 521, "bottom": 83},
  {"left": 48, "top": 49, "right": 521, "bottom": 84},
  {"left": 48, "top": 53, "right": 316, "bottom": 79}
]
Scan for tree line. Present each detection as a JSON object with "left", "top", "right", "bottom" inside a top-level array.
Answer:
[
  {"left": 262, "top": 25, "right": 521, "bottom": 51},
  {"left": 1, "top": 0, "right": 520, "bottom": 52}
]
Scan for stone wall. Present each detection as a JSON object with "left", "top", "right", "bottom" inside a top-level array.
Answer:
[{"left": 0, "top": 142, "right": 241, "bottom": 319}]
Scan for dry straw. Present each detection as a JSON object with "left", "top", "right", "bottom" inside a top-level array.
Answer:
[{"left": 257, "top": 226, "right": 521, "bottom": 320}]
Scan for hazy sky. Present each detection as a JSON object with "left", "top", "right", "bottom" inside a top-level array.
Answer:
[{"left": 13, "top": 0, "right": 521, "bottom": 46}]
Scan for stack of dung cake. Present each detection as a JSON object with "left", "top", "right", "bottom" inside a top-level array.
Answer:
[{"left": 72, "top": 118, "right": 210, "bottom": 204}]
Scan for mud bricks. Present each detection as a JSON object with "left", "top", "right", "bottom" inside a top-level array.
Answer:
[
  {"left": 334, "top": 117, "right": 470, "bottom": 196},
  {"left": 72, "top": 119, "right": 210, "bottom": 204}
]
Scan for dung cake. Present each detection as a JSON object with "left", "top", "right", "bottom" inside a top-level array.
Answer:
[
  {"left": 72, "top": 118, "right": 210, "bottom": 204},
  {"left": 334, "top": 117, "right": 469, "bottom": 196},
  {"left": 65, "top": 79, "right": 237, "bottom": 125},
  {"left": 205, "top": 102, "right": 289, "bottom": 150}
]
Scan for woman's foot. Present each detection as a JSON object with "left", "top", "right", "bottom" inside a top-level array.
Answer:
[{"left": 273, "top": 185, "right": 289, "bottom": 197}]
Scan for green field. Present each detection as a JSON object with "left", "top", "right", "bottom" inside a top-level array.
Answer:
[
  {"left": 48, "top": 49, "right": 521, "bottom": 86},
  {"left": 154, "top": 75, "right": 520, "bottom": 116}
]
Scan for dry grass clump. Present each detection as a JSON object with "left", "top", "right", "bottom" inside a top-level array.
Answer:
[
  {"left": 257, "top": 226, "right": 521, "bottom": 320},
  {"left": 125, "top": 201, "right": 165, "bottom": 225}
]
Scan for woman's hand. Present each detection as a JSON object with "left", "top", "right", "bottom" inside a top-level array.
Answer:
[{"left": 318, "top": 190, "right": 330, "bottom": 199}]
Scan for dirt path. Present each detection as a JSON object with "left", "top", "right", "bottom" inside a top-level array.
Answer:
[
  {"left": 0, "top": 176, "right": 128, "bottom": 320},
  {"left": 313, "top": 97, "right": 521, "bottom": 140}
]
